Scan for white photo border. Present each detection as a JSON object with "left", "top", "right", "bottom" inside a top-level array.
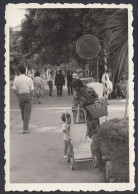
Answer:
[{"left": 5, "top": 3, "right": 134, "bottom": 192}]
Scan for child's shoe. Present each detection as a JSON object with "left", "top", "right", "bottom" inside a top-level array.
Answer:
[
  {"left": 37, "top": 100, "right": 41, "bottom": 104},
  {"left": 67, "top": 157, "right": 70, "bottom": 162}
]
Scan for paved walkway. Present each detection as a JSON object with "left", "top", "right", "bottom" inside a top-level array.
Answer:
[{"left": 10, "top": 84, "right": 128, "bottom": 183}]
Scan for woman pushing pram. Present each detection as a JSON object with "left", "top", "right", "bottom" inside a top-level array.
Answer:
[{"left": 71, "top": 73, "right": 99, "bottom": 137}]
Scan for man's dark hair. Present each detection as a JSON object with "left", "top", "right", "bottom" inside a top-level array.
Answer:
[
  {"left": 18, "top": 65, "right": 26, "bottom": 74},
  {"left": 61, "top": 113, "right": 71, "bottom": 122},
  {"left": 59, "top": 69, "right": 62, "bottom": 74},
  {"left": 35, "top": 72, "right": 40, "bottom": 77},
  {"left": 72, "top": 79, "right": 84, "bottom": 89}
]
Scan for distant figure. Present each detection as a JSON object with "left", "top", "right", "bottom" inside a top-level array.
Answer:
[
  {"left": 32, "top": 69, "right": 35, "bottom": 79},
  {"left": 13, "top": 65, "right": 34, "bottom": 134},
  {"left": 116, "top": 75, "right": 127, "bottom": 100},
  {"left": 55, "top": 69, "right": 65, "bottom": 97},
  {"left": 67, "top": 71, "right": 73, "bottom": 96},
  {"left": 33, "top": 72, "right": 44, "bottom": 104},
  {"left": 27, "top": 69, "right": 32, "bottom": 79},
  {"left": 46, "top": 64, "right": 53, "bottom": 96},
  {"left": 102, "top": 70, "right": 113, "bottom": 101}
]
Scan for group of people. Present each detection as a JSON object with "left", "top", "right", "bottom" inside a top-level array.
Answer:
[
  {"left": 12, "top": 64, "right": 79, "bottom": 134},
  {"left": 102, "top": 70, "right": 128, "bottom": 101},
  {"left": 12, "top": 64, "right": 81, "bottom": 162},
  {"left": 13, "top": 62, "right": 72, "bottom": 157},
  {"left": 27, "top": 65, "right": 74, "bottom": 104},
  {"left": 12, "top": 64, "right": 128, "bottom": 162},
  {"left": 12, "top": 63, "right": 127, "bottom": 135},
  {"left": 43, "top": 65, "right": 74, "bottom": 97}
]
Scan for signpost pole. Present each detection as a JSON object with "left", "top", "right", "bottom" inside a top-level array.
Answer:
[{"left": 97, "top": 59, "right": 99, "bottom": 82}]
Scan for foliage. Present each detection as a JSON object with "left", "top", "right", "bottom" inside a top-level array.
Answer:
[
  {"left": 10, "top": 28, "right": 22, "bottom": 74},
  {"left": 20, "top": 8, "right": 128, "bottom": 83},
  {"left": 102, "top": 9, "right": 128, "bottom": 83},
  {"left": 97, "top": 118, "right": 129, "bottom": 182}
]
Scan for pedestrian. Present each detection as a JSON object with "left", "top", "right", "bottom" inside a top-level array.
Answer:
[
  {"left": 55, "top": 69, "right": 65, "bottom": 97},
  {"left": 13, "top": 65, "right": 34, "bottom": 134},
  {"left": 102, "top": 70, "right": 113, "bottom": 101},
  {"left": 116, "top": 75, "right": 127, "bottom": 100},
  {"left": 67, "top": 71, "right": 73, "bottom": 96},
  {"left": 46, "top": 64, "right": 53, "bottom": 96},
  {"left": 27, "top": 69, "right": 32, "bottom": 79},
  {"left": 61, "top": 113, "right": 72, "bottom": 159},
  {"left": 33, "top": 72, "right": 44, "bottom": 104}
]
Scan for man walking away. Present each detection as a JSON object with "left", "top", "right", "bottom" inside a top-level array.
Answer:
[
  {"left": 46, "top": 64, "right": 53, "bottom": 96},
  {"left": 67, "top": 71, "right": 73, "bottom": 96},
  {"left": 13, "top": 65, "right": 34, "bottom": 134},
  {"left": 55, "top": 69, "right": 65, "bottom": 97}
]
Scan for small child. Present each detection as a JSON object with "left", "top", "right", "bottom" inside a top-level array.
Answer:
[{"left": 61, "top": 113, "right": 72, "bottom": 159}]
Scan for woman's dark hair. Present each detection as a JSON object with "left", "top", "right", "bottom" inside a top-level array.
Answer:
[
  {"left": 18, "top": 65, "right": 26, "bottom": 74},
  {"left": 35, "top": 72, "right": 40, "bottom": 77},
  {"left": 61, "top": 113, "right": 71, "bottom": 122}
]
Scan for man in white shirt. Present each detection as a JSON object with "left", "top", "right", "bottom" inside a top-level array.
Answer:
[
  {"left": 46, "top": 64, "right": 53, "bottom": 96},
  {"left": 102, "top": 70, "right": 113, "bottom": 101},
  {"left": 13, "top": 65, "right": 34, "bottom": 134}
]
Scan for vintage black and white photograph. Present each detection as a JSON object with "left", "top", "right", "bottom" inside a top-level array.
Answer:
[{"left": 5, "top": 3, "right": 134, "bottom": 191}]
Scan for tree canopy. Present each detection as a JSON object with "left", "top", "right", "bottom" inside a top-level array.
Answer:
[{"left": 20, "top": 8, "right": 128, "bottom": 83}]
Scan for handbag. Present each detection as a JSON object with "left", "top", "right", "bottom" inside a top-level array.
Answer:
[{"left": 85, "top": 101, "right": 108, "bottom": 119}]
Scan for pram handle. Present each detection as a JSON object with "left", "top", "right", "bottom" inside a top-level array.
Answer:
[{"left": 65, "top": 107, "right": 87, "bottom": 124}]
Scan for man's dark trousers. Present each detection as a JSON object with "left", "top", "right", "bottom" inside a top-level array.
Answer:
[
  {"left": 57, "top": 85, "right": 63, "bottom": 96},
  {"left": 48, "top": 81, "right": 53, "bottom": 96},
  {"left": 18, "top": 94, "right": 32, "bottom": 131},
  {"left": 67, "top": 84, "right": 73, "bottom": 96}
]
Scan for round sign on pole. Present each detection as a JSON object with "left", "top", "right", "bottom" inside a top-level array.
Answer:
[{"left": 76, "top": 34, "right": 100, "bottom": 59}]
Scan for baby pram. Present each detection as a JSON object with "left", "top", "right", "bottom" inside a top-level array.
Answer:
[{"left": 65, "top": 108, "right": 93, "bottom": 170}]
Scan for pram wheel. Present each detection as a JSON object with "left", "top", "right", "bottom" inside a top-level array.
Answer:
[
  {"left": 70, "top": 157, "right": 74, "bottom": 170},
  {"left": 93, "top": 156, "right": 97, "bottom": 168}
]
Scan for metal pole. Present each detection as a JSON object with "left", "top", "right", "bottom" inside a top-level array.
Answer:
[
  {"left": 97, "top": 59, "right": 99, "bottom": 82},
  {"left": 88, "top": 63, "right": 90, "bottom": 78}
]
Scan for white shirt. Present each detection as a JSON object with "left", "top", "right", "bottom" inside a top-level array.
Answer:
[
  {"left": 46, "top": 68, "right": 53, "bottom": 81},
  {"left": 102, "top": 73, "right": 113, "bottom": 93},
  {"left": 62, "top": 123, "right": 71, "bottom": 141},
  {"left": 13, "top": 74, "right": 34, "bottom": 94}
]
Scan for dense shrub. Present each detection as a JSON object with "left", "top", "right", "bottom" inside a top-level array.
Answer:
[{"left": 96, "top": 118, "right": 129, "bottom": 182}]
